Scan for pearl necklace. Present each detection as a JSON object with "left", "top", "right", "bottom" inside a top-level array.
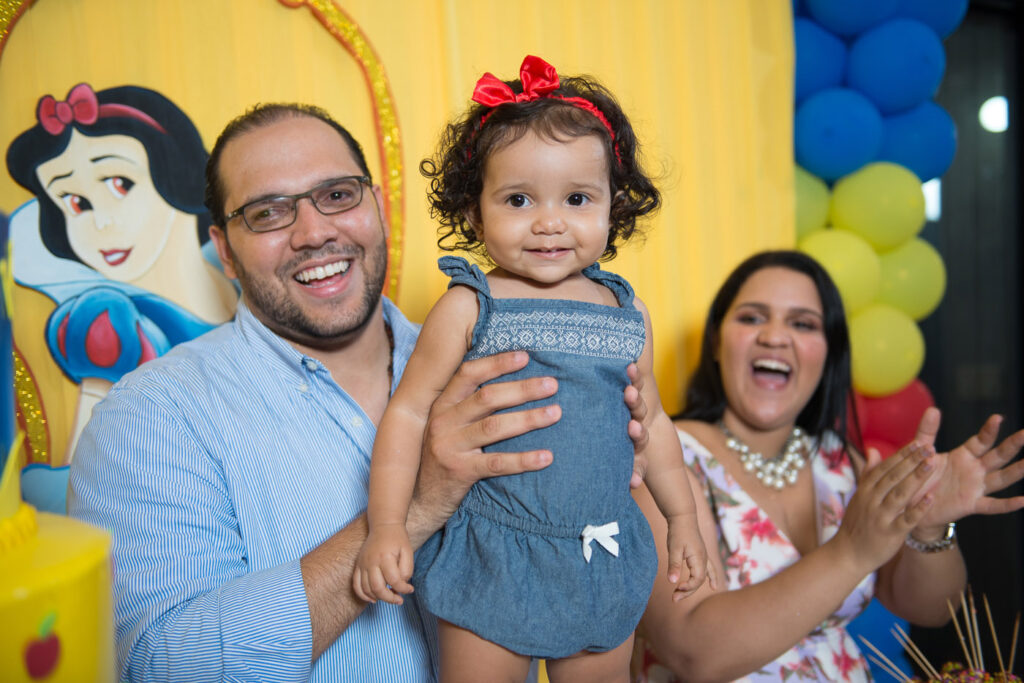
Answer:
[{"left": 717, "top": 421, "right": 810, "bottom": 490}]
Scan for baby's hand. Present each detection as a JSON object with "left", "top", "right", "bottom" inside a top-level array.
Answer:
[
  {"left": 664, "top": 512, "right": 714, "bottom": 602},
  {"left": 353, "top": 523, "right": 415, "bottom": 605}
]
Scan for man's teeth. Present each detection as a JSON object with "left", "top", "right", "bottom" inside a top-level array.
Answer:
[
  {"left": 753, "top": 359, "right": 791, "bottom": 373},
  {"left": 296, "top": 261, "right": 350, "bottom": 283}
]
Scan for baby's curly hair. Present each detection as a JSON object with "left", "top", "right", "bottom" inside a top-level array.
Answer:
[{"left": 420, "top": 70, "right": 661, "bottom": 263}]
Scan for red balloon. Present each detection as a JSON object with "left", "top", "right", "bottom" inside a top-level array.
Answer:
[
  {"left": 860, "top": 379, "right": 935, "bottom": 447},
  {"left": 864, "top": 437, "right": 899, "bottom": 460}
]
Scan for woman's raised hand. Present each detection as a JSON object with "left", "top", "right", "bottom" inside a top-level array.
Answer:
[{"left": 909, "top": 408, "right": 1024, "bottom": 533}]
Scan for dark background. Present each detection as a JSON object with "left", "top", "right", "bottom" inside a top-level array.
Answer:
[{"left": 912, "top": 0, "right": 1024, "bottom": 669}]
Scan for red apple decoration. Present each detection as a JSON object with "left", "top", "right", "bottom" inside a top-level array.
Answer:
[{"left": 24, "top": 611, "right": 61, "bottom": 679}]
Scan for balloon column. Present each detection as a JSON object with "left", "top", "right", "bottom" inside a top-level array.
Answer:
[
  {"left": 793, "top": 0, "right": 964, "bottom": 416},
  {"left": 792, "top": 1, "right": 966, "bottom": 676}
]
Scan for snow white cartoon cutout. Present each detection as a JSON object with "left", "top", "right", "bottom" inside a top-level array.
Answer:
[{"left": 7, "top": 83, "right": 237, "bottom": 511}]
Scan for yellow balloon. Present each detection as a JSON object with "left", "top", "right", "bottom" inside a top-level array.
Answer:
[
  {"left": 798, "top": 229, "right": 880, "bottom": 315},
  {"left": 795, "top": 165, "right": 829, "bottom": 240},
  {"left": 850, "top": 304, "right": 925, "bottom": 397},
  {"left": 830, "top": 162, "right": 926, "bottom": 251},
  {"left": 878, "top": 238, "right": 947, "bottom": 320}
]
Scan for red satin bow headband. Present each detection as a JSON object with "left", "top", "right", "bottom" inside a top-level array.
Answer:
[
  {"left": 472, "top": 55, "right": 620, "bottom": 161},
  {"left": 36, "top": 83, "right": 167, "bottom": 136}
]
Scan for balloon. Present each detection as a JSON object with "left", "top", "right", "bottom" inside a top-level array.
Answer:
[
  {"left": 795, "top": 165, "right": 830, "bottom": 240},
  {"left": 799, "top": 229, "right": 880, "bottom": 315},
  {"left": 849, "top": 303, "right": 925, "bottom": 397},
  {"left": 847, "top": 19, "right": 946, "bottom": 114},
  {"left": 878, "top": 238, "right": 947, "bottom": 320},
  {"left": 804, "top": 0, "right": 899, "bottom": 37},
  {"left": 860, "top": 378, "right": 935, "bottom": 448},
  {"left": 879, "top": 101, "right": 957, "bottom": 181},
  {"left": 794, "top": 18, "right": 847, "bottom": 103},
  {"left": 895, "top": 0, "right": 968, "bottom": 38},
  {"left": 829, "top": 162, "right": 926, "bottom": 251},
  {"left": 795, "top": 88, "right": 883, "bottom": 182}
]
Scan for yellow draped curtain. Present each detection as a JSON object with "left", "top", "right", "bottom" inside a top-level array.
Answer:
[{"left": 0, "top": 0, "right": 793, "bottom": 463}]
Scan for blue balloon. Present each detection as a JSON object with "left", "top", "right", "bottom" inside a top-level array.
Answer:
[
  {"left": 847, "top": 19, "right": 946, "bottom": 114},
  {"left": 895, "top": 0, "right": 968, "bottom": 38},
  {"left": 848, "top": 599, "right": 915, "bottom": 680},
  {"left": 794, "top": 18, "right": 847, "bottom": 103},
  {"left": 795, "top": 88, "right": 883, "bottom": 182},
  {"left": 804, "top": 0, "right": 899, "bottom": 36},
  {"left": 878, "top": 102, "right": 957, "bottom": 181}
]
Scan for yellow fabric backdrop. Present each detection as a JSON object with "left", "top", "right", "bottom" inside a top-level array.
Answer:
[{"left": 0, "top": 0, "right": 793, "bottom": 463}]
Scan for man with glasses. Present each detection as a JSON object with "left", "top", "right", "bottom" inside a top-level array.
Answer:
[{"left": 69, "top": 103, "right": 648, "bottom": 681}]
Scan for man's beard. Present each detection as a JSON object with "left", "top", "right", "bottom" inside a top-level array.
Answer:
[{"left": 229, "top": 238, "right": 388, "bottom": 346}]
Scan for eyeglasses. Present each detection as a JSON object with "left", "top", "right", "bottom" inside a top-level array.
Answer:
[{"left": 224, "top": 175, "right": 371, "bottom": 233}]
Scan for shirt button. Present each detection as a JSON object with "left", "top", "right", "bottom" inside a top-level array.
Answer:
[
  {"left": 303, "top": 359, "right": 318, "bottom": 371},
  {"left": 298, "top": 383, "right": 309, "bottom": 393},
  {"left": 351, "top": 416, "right": 363, "bottom": 428}
]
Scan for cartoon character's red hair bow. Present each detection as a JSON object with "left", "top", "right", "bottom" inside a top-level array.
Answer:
[
  {"left": 37, "top": 83, "right": 100, "bottom": 135},
  {"left": 36, "top": 83, "right": 167, "bottom": 136}
]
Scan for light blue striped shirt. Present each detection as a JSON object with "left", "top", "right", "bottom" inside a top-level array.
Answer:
[{"left": 69, "top": 299, "right": 437, "bottom": 682}]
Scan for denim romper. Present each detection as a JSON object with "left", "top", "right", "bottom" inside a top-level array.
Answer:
[{"left": 414, "top": 256, "right": 658, "bottom": 659}]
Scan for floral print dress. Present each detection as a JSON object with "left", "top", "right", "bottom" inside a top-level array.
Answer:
[{"left": 635, "top": 429, "right": 874, "bottom": 682}]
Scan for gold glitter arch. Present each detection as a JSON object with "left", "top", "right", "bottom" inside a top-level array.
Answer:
[
  {"left": 277, "top": 0, "right": 405, "bottom": 299},
  {"left": 0, "top": 0, "right": 405, "bottom": 466},
  {"left": 0, "top": 0, "right": 28, "bottom": 55}
]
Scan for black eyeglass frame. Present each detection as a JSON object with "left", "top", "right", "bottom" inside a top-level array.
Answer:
[{"left": 224, "top": 175, "right": 372, "bottom": 233}]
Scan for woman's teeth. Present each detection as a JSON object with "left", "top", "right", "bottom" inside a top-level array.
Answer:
[{"left": 752, "top": 358, "right": 791, "bottom": 375}]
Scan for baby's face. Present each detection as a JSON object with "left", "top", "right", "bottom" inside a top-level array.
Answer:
[{"left": 475, "top": 130, "right": 611, "bottom": 285}]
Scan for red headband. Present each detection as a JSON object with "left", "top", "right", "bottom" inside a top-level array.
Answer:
[
  {"left": 36, "top": 83, "right": 167, "bottom": 136},
  {"left": 472, "top": 55, "right": 620, "bottom": 162}
]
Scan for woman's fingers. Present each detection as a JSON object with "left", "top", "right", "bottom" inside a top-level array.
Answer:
[
  {"left": 980, "top": 425, "right": 1024, "bottom": 472},
  {"left": 912, "top": 406, "right": 943, "bottom": 448},
  {"left": 961, "top": 414, "right": 1004, "bottom": 459},
  {"left": 856, "top": 443, "right": 933, "bottom": 521}
]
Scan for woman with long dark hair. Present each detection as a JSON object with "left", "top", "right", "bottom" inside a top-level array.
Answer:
[{"left": 634, "top": 250, "right": 1024, "bottom": 681}]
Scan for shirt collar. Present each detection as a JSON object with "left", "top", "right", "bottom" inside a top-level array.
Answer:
[{"left": 232, "top": 298, "right": 420, "bottom": 386}]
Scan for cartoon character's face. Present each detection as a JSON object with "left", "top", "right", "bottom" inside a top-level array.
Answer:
[{"left": 36, "top": 130, "right": 183, "bottom": 281}]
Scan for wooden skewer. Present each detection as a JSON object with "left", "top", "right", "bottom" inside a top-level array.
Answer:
[
  {"left": 983, "top": 595, "right": 1007, "bottom": 678},
  {"left": 969, "top": 589, "right": 985, "bottom": 672},
  {"left": 859, "top": 636, "right": 912, "bottom": 683},
  {"left": 949, "top": 598, "right": 977, "bottom": 671},
  {"left": 867, "top": 653, "right": 912, "bottom": 683},
  {"left": 893, "top": 623, "right": 942, "bottom": 681},
  {"left": 963, "top": 591, "right": 981, "bottom": 672},
  {"left": 1009, "top": 612, "right": 1020, "bottom": 675}
]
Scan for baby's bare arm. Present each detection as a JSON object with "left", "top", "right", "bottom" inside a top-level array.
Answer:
[
  {"left": 365, "top": 288, "right": 479, "bottom": 530},
  {"left": 355, "top": 288, "right": 479, "bottom": 604},
  {"left": 631, "top": 299, "right": 708, "bottom": 591}
]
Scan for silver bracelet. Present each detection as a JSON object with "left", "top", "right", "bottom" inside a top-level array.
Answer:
[{"left": 905, "top": 522, "right": 957, "bottom": 553}]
